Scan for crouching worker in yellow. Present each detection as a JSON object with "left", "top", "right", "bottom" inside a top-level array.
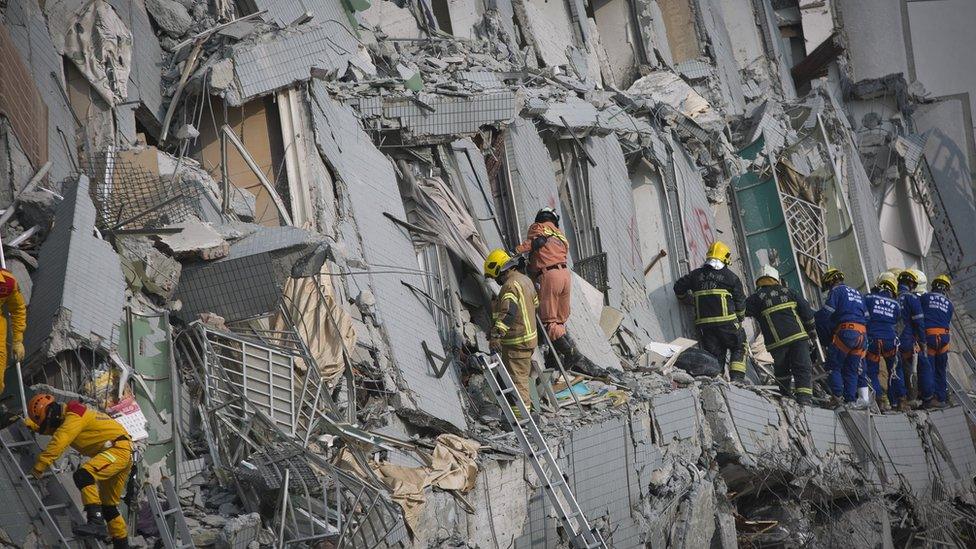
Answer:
[{"left": 26, "top": 394, "right": 132, "bottom": 548}]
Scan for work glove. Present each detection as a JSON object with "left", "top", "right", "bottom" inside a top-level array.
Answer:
[
  {"left": 489, "top": 338, "right": 501, "bottom": 352},
  {"left": 11, "top": 341, "right": 24, "bottom": 361},
  {"left": 22, "top": 417, "right": 39, "bottom": 432}
]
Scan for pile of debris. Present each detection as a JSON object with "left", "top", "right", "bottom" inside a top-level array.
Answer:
[{"left": 3, "top": 0, "right": 976, "bottom": 547}]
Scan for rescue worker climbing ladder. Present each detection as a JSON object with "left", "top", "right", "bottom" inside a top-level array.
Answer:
[
  {"left": 921, "top": 274, "right": 954, "bottom": 409},
  {"left": 26, "top": 393, "right": 133, "bottom": 549},
  {"left": 865, "top": 272, "right": 902, "bottom": 411},
  {"left": 744, "top": 265, "right": 816, "bottom": 405},
  {"left": 484, "top": 248, "right": 539, "bottom": 411},
  {"left": 673, "top": 241, "right": 748, "bottom": 381}
]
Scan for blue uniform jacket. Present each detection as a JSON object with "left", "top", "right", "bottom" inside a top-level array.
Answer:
[
  {"left": 898, "top": 283, "right": 926, "bottom": 343},
  {"left": 822, "top": 284, "right": 868, "bottom": 330},
  {"left": 814, "top": 308, "right": 832, "bottom": 348},
  {"left": 865, "top": 290, "right": 900, "bottom": 340},
  {"left": 920, "top": 292, "right": 953, "bottom": 330}
]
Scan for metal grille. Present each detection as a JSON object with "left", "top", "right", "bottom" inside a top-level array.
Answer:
[
  {"left": 781, "top": 193, "right": 828, "bottom": 275},
  {"left": 204, "top": 329, "right": 297, "bottom": 436},
  {"left": 81, "top": 150, "right": 204, "bottom": 230},
  {"left": 575, "top": 252, "right": 609, "bottom": 302}
]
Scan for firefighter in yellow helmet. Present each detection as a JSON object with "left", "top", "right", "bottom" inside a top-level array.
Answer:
[
  {"left": 484, "top": 249, "right": 539, "bottom": 408},
  {"left": 26, "top": 394, "right": 133, "bottom": 548},
  {"left": 673, "top": 241, "right": 749, "bottom": 381},
  {"left": 0, "top": 268, "right": 26, "bottom": 394}
]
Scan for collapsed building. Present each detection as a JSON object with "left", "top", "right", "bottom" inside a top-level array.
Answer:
[{"left": 1, "top": 0, "right": 976, "bottom": 546}]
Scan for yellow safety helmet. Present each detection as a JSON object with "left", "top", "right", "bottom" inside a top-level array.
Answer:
[
  {"left": 897, "top": 269, "right": 918, "bottom": 288},
  {"left": 932, "top": 274, "right": 951, "bottom": 292},
  {"left": 706, "top": 241, "right": 732, "bottom": 265},
  {"left": 821, "top": 267, "right": 844, "bottom": 290},
  {"left": 876, "top": 272, "right": 897, "bottom": 295},
  {"left": 483, "top": 248, "right": 513, "bottom": 279}
]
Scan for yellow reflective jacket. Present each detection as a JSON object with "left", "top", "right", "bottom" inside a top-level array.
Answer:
[
  {"left": 492, "top": 270, "right": 539, "bottom": 350},
  {"left": 34, "top": 401, "right": 129, "bottom": 473},
  {"left": 0, "top": 269, "right": 26, "bottom": 343}
]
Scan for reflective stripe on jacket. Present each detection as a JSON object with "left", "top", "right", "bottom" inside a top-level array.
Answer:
[
  {"left": 673, "top": 264, "right": 746, "bottom": 326},
  {"left": 745, "top": 285, "right": 815, "bottom": 350},
  {"left": 493, "top": 271, "right": 539, "bottom": 349}
]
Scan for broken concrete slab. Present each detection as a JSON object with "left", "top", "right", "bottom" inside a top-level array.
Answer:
[
  {"left": 24, "top": 175, "right": 125, "bottom": 360},
  {"left": 145, "top": 0, "right": 193, "bottom": 37},
  {"left": 157, "top": 219, "right": 229, "bottom": 260}
]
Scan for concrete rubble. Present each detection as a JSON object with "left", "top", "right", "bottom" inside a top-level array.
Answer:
[{"left": 2, "top": 0, "right": 976, "bottom": 547}]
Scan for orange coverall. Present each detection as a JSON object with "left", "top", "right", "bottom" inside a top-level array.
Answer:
[
  {"left": 516, "top": 221, "right": 571, "bottom": 341},
  {"left": 0, "top": 269, "right": 26, "bottom": 394},
  {"left": 32, "top": 401, "right": 133, "bottom": 542}
]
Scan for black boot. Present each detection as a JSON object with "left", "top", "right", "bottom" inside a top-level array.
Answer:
[
  {"left": 72, "top": 505, "right": 107, "bottom": 539},
  {"left": 112, "top": 538, "right": 130, "bottom": 549},
  {"left": 795, "top": 394, "right": 812, "bottom": 406},
  {"left": 729, "top": 371, "right": 745, "bottom": 383},
  {"left": 552, "top": 333, "right": 581, "bottom": 368}
]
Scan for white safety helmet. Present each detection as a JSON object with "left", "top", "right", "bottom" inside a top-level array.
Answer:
[
  {"left": 756, "top": 264, "right": 780, "bottom": 285},
  {"left": 911, "top": 269, "right": 927, "bottom": 294}
]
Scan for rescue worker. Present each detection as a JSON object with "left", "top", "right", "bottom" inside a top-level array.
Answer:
[
  {"left": 25, "top": 393, "right": 132, "bottom": 548},
  {"left": 864, "top": 272, "right": 901, "bottom": 411},
  {"left": 484, "top": 248, "right": 539, "bottom": 409},
  {"left": 819, "top": 268, "right": 870, "bottom": 406},
  {"left": 673, "top": 241, "right": 748, "bottom": 381},
  {"left": 920, "top": 274, "right": 954, "bottom": 408},
  {"left": 897, "top": 269, "right": 929, "bottom": 405},
  {"left": 0, "top": 268, "right": 26, "bottom": 394},
  {"left": 514, "top": 208, "right": 579, "bottom": 365},
  {"left": 744, "top": 265, "right": 816, "bottom": 404}
]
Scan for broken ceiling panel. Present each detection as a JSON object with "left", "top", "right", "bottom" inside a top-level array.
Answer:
[
  {"left": 25, "top": 175, "right": 125, "bottom": 359},
  {"left": 873, "top": 414, "right": 932, "bottom": 497},
  {"left": 353, "top": 91, "right": 518, "bottom": 143},
  {"left": 722, "top": 384, "right": 783, "bottom": 457},
  {"left": 450, "top": 139, "right": 506, "bottom": 252},
  {"left": 513, "top": 0, "right": 577, "bottom": 69},
  {"left": 226, "top": 23, "right": 371, "bottom": 106},
  {"left": 309, "top": 83, "right": 467, "bottom": 430},
  {"left": 628, "top": 71, "right": 724, "bottom": 133}
]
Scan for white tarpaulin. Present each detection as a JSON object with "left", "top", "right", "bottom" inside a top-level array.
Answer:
[{"left": 63, "top": 0, "right": 132, "bottom": 105}]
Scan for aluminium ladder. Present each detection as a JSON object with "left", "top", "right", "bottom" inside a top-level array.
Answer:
[
  {"left": 474, "top": 353, "right": 608, "bottom": 549},
  {"left": 0, "top": 424, "right": 97, "bottom": 548},
  {"left": 144, "top": 477, "right": 194, "bottom": 549}
]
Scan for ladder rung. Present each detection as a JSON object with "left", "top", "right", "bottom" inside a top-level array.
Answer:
[
  {"left": 44, "top": 503, "right": 68, "bottom": 511},
  {"left": 500, "top": 387, "right": 515, "bottom": 395},
  {"left": 6, "top": 440, "right": 34, "bottom": 448}
]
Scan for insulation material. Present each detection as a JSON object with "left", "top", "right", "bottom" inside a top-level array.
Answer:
[
  {"left": 309, "top": 82, "right": 467, "bottom": 430},
  {"left": 450, "top": 139, "right": 506, "bottom": 252},
  {"left": 62, "top": 0, "right": 132, "bottom": 105},
  {"left": 878, "top": 176, "right": 933, "bottom": 257},
  {"left": 25, "top": 175, "right": 125, "bottom": 358},
  {"left": 273, "top": 264, "right": 356, "bottom": 385},
  {"left": 584, "top": 134, "right": 656, "bottom": 345},
  {"left": 401, "top": 171, "right": 490, "bottom": 271},
  {"left": 426, "top": 434, "right": 480, "bottom": 492}
]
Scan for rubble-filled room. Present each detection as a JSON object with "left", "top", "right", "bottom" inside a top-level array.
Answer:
[{"left": 2, "top": 0, "right": 976, "bottom": 547}]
